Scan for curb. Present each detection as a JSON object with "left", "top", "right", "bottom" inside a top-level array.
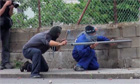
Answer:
[{"left": 0, "top": 68, "right": 140, "bottom": 79}]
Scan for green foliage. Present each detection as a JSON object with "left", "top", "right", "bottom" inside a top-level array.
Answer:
[
  {"left": 14, "top": 60, "right": 23, "bottom": 69},
  {"left": 117, "top": 0, "right": 140, "bottom": 22},
  {"left": 12, "top": 0, "right": 140, "bottom": 28},
  {"left": 12, "top": 13, "right": 28, "bottom": 28}
]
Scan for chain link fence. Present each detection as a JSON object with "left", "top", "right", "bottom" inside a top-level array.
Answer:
[{"left": 12, "top": 0, "right": 140, "bottom": 28}]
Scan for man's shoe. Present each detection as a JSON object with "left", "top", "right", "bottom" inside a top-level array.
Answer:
[
  {"left": 31, "top": 74, "right": 41, "bottom": 78},
  {"left": 74, "top": 66, "right": 84, "bottom": 71},
  {"left": 20, "top": 61, "right": 30, "bottom": 72},
  {"left": 0, "top": 65, "right": 4, "bottom": 70},
  {"left": 4, "top": 63, "right": 14, "bottom": 69}
]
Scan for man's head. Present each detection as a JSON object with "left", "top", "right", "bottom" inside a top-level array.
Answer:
[
  {"left": 85, "top": 25, "right": 97, "bottom": 35},
  {"left": 48, "top": 26, "right": 62, "bottom": 40},
  {"left": 85, "top": 25, "right": 98, "bottom": 41}
]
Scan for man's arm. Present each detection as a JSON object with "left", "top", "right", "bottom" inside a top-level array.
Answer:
[
  {"left": 49, "top": 40, "right": 67, "bottom": 47},
  {"left": 9, "top": 5, "right": 14, "bottom": 17},
  {"left": 49, "top": 40, "right": 67, "bottom": 51},
  {"left": 97, "top": 36, "right": 115, "bottom": 46},
  {"left": 0, "top": 1, "right": 12, "bottom": 16},
  {"left": 97, "top": 36, "right": 110, "bottom": 41}
]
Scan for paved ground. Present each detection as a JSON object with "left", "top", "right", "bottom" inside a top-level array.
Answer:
[
  {"left": 0, "top": 68, "right": 140, "bottom": 79},
  {"left": 0, "top": 78, "right": 140, "bottom": 84}
]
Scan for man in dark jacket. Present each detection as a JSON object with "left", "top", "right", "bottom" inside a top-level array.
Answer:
[
  {"left": 21, "top": 26, "right": 67, "bottom": 78},
  {"left": 0, "top": 0, "right": 14, "bottom": 70},
  {"left": 72, "top": 25, "right": 113, "bottom": 71}
]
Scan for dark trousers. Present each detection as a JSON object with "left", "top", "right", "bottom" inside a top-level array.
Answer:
[
  {"left": 23, "top": 48, "right": 49, "bottom": 75},
  {"left": 0, "top": 28, "right": 10, "bottom": 66}
]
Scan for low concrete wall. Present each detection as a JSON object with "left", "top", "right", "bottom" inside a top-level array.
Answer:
[{"left": 0, "top": 22, "right": 140, "bottom": 69}]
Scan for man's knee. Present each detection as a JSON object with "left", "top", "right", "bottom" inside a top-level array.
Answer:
[
  {"left": 93, "top": 65, "right": 99, "bottom": 70},
  {"left": 45, "top": 67, "right": 49, "bottom": 72},
  {"left": 41, "top": 66, "right": 49, "bottom": 72},
  {"left": 88, "top": 64, "right": 99, "bottom": 70}
]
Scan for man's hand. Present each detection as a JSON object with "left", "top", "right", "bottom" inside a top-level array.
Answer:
[
  {"left": 54, "top": 40, "right": 67, "bottom": 51},
  {"left": 4, "top": 0, "right": 12, "bottom": 7},
  {"left": 60, "top": 40, "right": 67, "bottom": 46},
  {"left": 110, "top": 39, "right": 116, "bottom": 46},
  {"left": 90, "top": 43, "right": 98, "bottom": 49}
]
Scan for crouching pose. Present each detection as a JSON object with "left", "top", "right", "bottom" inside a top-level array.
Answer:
[
  {"left": 21, "top": 26, "right": 67, "bottom": 78},
  {"left": 72, "top": 25, "right": 113, "bottom": 71}
]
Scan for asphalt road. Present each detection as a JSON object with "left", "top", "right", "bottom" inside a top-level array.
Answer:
[{"left": 0, "top": 78, "right": 140, "bottom": 84}]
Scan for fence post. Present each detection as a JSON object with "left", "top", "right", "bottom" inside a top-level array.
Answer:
[
  {"left": 37, "top": 0, "right": 41, "bottom": 32},
  {"left": 113, "top": 0, "right": 118, "bottom": 24},
  {"left": 77, "top": 0, "right": 91, "bottom": 25}
]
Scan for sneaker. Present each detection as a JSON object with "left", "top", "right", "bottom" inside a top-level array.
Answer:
[
  {"left": 31, "top": 74, "right": 41, "bottom": 78},
  {"left": 73, "top": 66, "right": 84, "bottom": 71},
  {"left": 4, "top": 63, "right": 14, "bottom": 69},
  {"left": 20, "top": 61, "right": 30, "bottom": 72}
]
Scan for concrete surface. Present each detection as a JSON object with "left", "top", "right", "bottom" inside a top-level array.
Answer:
[
  {"left": 0, "top": 68, "right": 140, "bottom": 79},
  {"left": 0, "top": 78, "right": 140, "bottom": 84}
]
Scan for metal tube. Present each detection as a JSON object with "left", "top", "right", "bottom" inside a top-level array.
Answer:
[{"left": 71, "top": 40, "right": 132, "bottom": 46}]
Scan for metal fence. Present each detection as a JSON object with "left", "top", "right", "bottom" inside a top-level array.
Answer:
[{"left": 12, "top": 0, "right": 140, "bottom": 28}]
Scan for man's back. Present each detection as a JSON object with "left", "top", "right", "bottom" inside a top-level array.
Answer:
[{"left": 23, "top": 31, "right": 51, "bottom": 54}]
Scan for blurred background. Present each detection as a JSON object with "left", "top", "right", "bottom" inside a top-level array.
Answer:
[{"left": 12, "top": 0, "right": 140, "bottom": 28}]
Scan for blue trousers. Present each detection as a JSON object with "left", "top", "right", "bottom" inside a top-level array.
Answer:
[
  {"left": 73, "top": 49, "right": 99, "bottom": 70},
  {"left": 23, "top": 48, "right": 49, "bottom": 75},
  {"left": 0, "top": 28, "right": 10, "bottom": 66}
]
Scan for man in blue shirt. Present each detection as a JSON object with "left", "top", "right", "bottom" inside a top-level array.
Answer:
[{"left": 72, "top": 25, "right": 113, "bottom": 71}]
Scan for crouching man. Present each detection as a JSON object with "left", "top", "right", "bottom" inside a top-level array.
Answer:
[
  {"left": 21, "top": 26, "right": 67, "bottom": 78},
  {"left": 72, "top": 25, "right": 114, "bottom": 71}
]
